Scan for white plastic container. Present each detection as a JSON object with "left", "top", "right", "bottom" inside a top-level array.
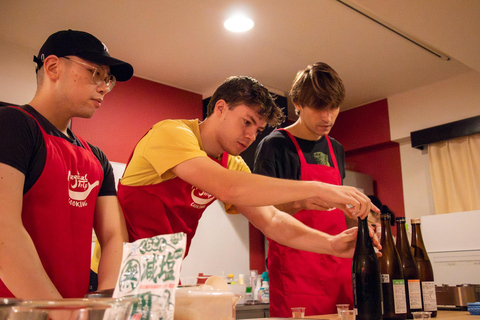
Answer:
[{"left": 174, "top": 285, "right": 241, "bottom": 320}]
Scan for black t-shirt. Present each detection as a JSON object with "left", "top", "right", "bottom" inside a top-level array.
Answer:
[
  {"left": 0, "top": 105, "right": 116, "bottom": 195},
  {"left": 253, "top": 129, "right": 345, "bottom": 182}
]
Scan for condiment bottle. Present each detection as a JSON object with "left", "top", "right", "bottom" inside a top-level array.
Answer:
[
  {"left": 238, "top": 274, "right": 245, "bottom": 285},
  {"left": 352, "top": 217, "right": 383, "bottom": 320},
  {"left": 396, "top": 217, "right": 422, "bottom": 319},
  {"left": 379, "top": 213, "right": 407, "bottom": 320},
  {"left": 410, "top": 219, "right": 437, "bottom": 318},
  {"left": 258, "top": 272, "right": 270, "bottom": 303}
]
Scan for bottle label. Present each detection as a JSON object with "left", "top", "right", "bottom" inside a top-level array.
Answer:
[
  {"left": 381, "top": 274, "right": 390, "bottom": 283},
  {"left": 408, "top": 279, "right": 422, "bottom": 309},
  {"left": 422, "top": 281, "right": 438, "bottom": 311},
  {"left": 393, "top": 279, "right": 407, "bottom": 314},
  {"left": 259, "top": 287, "right": 270, "bottom": 303}
]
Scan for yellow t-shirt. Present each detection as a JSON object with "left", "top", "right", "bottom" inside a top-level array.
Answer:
[
  {"left": 121, "top": 119, "right": 250, "bottom": 186},
  {"left": 91, "top": 119, "right": 250, "bottom": 273}
]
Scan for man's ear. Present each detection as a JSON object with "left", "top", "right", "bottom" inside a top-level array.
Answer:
[
  {"left": 293, "top": 102, "right": 303, "bottom": 114},
  {"left": 42, "top": 55, "right": 61, "bottom": 80},
  {"left": 214, "top": 99, "right": 227, "bottom": 116}
]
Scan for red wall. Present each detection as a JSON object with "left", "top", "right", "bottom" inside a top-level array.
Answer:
[
  {"left": 330, "top": 99, "right": 405, "bottom": 219},
  {"left": 72, "top": 76, "right": 203, "bottom": 163}
]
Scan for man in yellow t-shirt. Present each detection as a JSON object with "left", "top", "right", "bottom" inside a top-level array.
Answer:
[{"left": 115, "top": 76, "right": 378, "bottom": 262}]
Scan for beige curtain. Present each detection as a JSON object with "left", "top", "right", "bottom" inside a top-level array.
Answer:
[{"left": 428, "top": 132, "right": 480, "bottom": 214}]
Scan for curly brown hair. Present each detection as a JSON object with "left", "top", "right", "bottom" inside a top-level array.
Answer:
[{"left": 206, "top": 76, "right": 285, "bottom": 127}]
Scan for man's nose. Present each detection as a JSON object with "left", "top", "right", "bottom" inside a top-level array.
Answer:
[
  {"left": 97, "top": 81, "right": 109, "bottom": 94},
  {"left": 320, "top": 109, "right": 333, "bottom": 122},
  {"left": 245, "top": 128, "right": 257, "bottom": 141}
]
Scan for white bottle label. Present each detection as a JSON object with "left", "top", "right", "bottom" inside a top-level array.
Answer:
[
  {"left": 381, "top": 274, "right": 390, "bottom": 283},
  {"left": 422, "top": 281, "right": 438, "bottom": 311},
  {"left": 393, "top": 279, "right": 407, "bottom": 314},
  {"left": 258, "top": 287, "right": 270, "bottom": 303},
  {"left": 408, "top": 279, "right": 422, "bottom": 309}
]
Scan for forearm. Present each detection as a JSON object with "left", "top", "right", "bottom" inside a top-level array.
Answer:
[
  {"left": 94, "top": 196, "right": 128, "bottom": 290},
  {"left": 267, "top": 211, "right": 336, "bottom": 254},
  {"left": 274, "top": 202, "right": 303, "bottom": 215},
  {"left": 239, "top": 205, "right": 336, "bottom": 255},
  {"left": 274, "top": 197, "right": 334, "bottom": 215},
  {"left": 176, "top": 158, "right": 326, "bottom": 206},
  {"left": 0, "top": 229, "right": 62, "bottom": 299},
  {"left": 175, "top": 157, "right": 372, "bottom": 217},
  {"left": 96, "top": 238, "right": 125, "bottom": 290}
]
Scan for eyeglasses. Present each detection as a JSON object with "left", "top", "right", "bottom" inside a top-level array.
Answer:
[{"left": 62, "top": 56, "right": 116, "bottom": 92}]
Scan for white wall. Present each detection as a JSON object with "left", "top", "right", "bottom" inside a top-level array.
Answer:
[
  {"left": 0, "top": 40, "right": 37, "bottom": 105},
  {"left": 179, "top": 200, "right": 250, "bottom": 282},
  {"left": 388, "top": 71, "right": 480, "bottom": 141},
  {"left": 387, "top": 71, "right": 480, "bottom": 221}
]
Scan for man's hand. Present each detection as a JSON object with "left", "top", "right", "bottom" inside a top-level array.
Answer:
[
  {"left": 317, "top": 184, "right": 380, "bottom": 220},
  {"left": 330, "top": 226, "right": 382, "bottom": 258}
]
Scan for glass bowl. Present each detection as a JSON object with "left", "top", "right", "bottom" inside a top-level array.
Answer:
[{"left": 9, "top": 298, "right": 136, "bottom": 320}]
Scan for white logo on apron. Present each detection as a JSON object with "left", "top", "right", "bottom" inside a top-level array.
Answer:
[
  {"left": 68, "top": 171, "right": 99, "bottom": 207},
  {"left": 190, "top": 186, "right": 215, "bottom": 209}
]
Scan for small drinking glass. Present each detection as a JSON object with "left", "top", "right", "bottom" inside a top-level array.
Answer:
[
  {"left": 340, "top": 309, "right": 356, "bottom": 320},
  {"left": 291, "top": 307, "right": 306, "bottom": 318},
  {"left": 412, "top": 311, "right": 432, "bottom": 319},
  {"left": 336, "top": 304, "right": 349, "bottom": 317},
  {"left": 7, "top": 309, "right": 48, "bottom": 320}
]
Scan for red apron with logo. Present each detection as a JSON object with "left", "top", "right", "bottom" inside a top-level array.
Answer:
[
  {"left": 0, "top": 107, "right": 103, "bottom": 298},
  {"left": 268, "top": 129, "right": 353, "bottom": 317},
  {"left": 118, "top": 152, "right": 229, "bottom": 257}
]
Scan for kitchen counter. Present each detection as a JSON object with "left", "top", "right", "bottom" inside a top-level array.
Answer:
[
  {"left": 244, "top": 310, "right": 478, "bottom": 319},
  {"left": 237, "top": 303, "right": 270, "bottom": 319},
  {"left": 305, "top": 311, "right": 478, "bottom": 319}
]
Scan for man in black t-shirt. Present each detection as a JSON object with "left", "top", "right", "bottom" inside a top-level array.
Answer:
[
  {"left": 253, "top": 62, "right": 354, "bottom": 317},
  {"left": 0, "top": 29, "right": 133, "bottom": 299}
]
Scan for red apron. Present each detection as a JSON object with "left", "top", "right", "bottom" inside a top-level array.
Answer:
[
  {"left": 268, "top": 129, "right": 353, "bottom": 317},
  {"left": 0, "top": 107, "right": 103, "bottom": 298},
  {"left": 118, "top": 151, "right": 229, "bottom": 257}
]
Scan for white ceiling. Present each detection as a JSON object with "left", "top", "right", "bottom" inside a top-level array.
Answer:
[{"left": 1, "top": 0, "right": 479, "bottom": 110}]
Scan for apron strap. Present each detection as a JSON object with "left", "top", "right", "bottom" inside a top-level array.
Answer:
[{"left": 276, "top": 128, "right": 307, "bottom": 165}]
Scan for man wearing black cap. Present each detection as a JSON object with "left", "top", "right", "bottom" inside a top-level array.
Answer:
[{"left": 0, "top": 30, "right": 133, "bottom": 299}]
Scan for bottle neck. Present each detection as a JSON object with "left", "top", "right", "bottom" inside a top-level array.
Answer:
[
  {"left": 396, "top": 220, "right": 408, "bottom": 242},
  {"left": 380, "top": 214, "right": 394, "bottom": 247},
  {"left": 411, "top": 223, "right": 424, "bottom": 247},
  {"left": 355, "top": 217, "right": 375, "bottom": 255},
  {"left": 411, "top": 222, "right": 430, "bottom": 260}
]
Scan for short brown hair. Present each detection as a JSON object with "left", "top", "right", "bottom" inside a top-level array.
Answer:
[
  {"left": 289, "top": 62, "right": 345, "bottom": 110},
  {"left": 207, "top": 76, "right": 285, "bottom": 127}
]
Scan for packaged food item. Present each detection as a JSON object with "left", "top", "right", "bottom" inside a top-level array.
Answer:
[{"left": 113, "top": 233, "right": 186, "bottom": 320}]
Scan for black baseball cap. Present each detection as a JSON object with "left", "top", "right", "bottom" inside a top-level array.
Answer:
[{"left": 34, "top": 29, "right": 134, "bottom": 81}]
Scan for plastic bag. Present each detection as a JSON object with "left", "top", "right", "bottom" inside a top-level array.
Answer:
[{"left": 113, "top": 233, "right": 186, "bottom": 320}]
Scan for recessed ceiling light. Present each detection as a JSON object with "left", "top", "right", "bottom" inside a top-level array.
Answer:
[{"left": 224, "top": 15, "right": 254, "bottom": 32}]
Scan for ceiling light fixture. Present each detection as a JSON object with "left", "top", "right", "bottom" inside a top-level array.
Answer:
[
  {"left": 337, "top": 0, "right": 450, "bottom": 61},
  {"left": 224, "top": 15, "right": 254, "bottom": 32}
]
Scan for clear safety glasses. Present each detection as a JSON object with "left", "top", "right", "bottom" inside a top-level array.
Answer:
[{"left": 62, "top": 56, "right": 116, "bottom": 91}]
